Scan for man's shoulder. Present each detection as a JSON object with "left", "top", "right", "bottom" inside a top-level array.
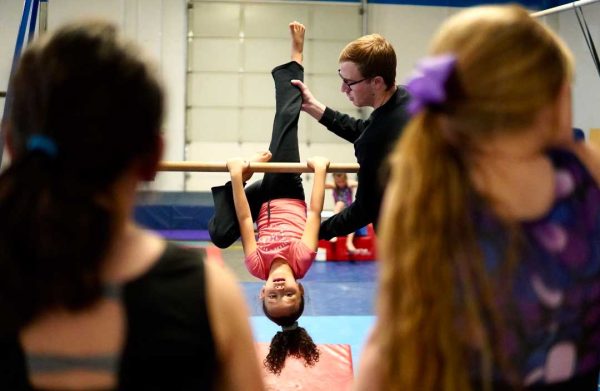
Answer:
[
  {"left": 392, "top": 85, "right": 411, "bottom": 107},
  {"left": 369, "top": 88, "right": 410, "bottom": 127},
  {"left": 396, "top": 84, "right": 410, "bottom": 96}
]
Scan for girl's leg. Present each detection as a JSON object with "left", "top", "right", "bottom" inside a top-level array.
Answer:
[
  {"left": 346, "top": 232, "right": 357, "bottom": 253},
  {"left": 260, "top": 23, "right": 305, "bottom": 201},
  {"left": 208, "top": 179, "right": 263, "bottom": 248},
  {"left": 334, "top": 201, "right": 346, "bottom": 214},
  {"left": 208, "top": 150, "right": 271, "bottom": 248},
  {"left": 209, "top": 23, "right": 306, "bottom": 246}
]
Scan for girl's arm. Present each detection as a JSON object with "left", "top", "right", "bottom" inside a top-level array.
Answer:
[
  {"left": 227, "top": 158, "right": 257, "bottom": 256},
  {"left": 301, "top": 156, "right": 330, "bottom": 250},
  {"left": 324, "top": 182, "right": 336, "bottom": 190}
]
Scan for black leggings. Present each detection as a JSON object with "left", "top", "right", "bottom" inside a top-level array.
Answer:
[{"left": 208, "top": 61, "right": 305, "bottom": 248}]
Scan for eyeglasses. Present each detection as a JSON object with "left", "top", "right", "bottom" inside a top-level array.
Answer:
[{"left": 338, "top": 69, "right": 370, "bottom": 90}]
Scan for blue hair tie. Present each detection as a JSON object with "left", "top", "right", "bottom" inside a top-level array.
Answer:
[
  {"left": 26, "top": 135, "right": 58, "bottom": 158},
  {"left": 573, "top": 128, "right": 585, "bottom": 142}
]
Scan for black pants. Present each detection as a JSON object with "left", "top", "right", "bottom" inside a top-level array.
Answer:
[{"left": 208, "top": 61, "right": 305, "bottom": 248}]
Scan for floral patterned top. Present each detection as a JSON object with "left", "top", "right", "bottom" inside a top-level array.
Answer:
[
  {"left": 332, "top": 186, "right": 353, "bottom": 207},
  {"left": 476, "top": 149, "right": 600, "bottom": 388}
]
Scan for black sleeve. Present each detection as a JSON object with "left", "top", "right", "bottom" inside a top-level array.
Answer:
[
  {"left": 0, "top": 335, "right": 29, "bottom": 389},
  {"left": 318, "top": 201, "right": 370, "bottom": 240},
  {"left": 319, "top": 107, "right": 370, "bottom": 143}
]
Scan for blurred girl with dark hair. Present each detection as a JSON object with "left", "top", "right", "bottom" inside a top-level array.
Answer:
[{"left": 0, "top": 20, "right": 263, "bottom": 390}]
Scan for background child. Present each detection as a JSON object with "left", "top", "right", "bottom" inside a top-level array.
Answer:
[{"left": 325, "top": 172, "right": 365, "bottom": 254}]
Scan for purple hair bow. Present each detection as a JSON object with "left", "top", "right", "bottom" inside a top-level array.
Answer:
[{"left": 405, "top": 54, "right": 457, "bottom": 115}]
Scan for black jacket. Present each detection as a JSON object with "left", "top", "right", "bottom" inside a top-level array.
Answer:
[{"left": 318, "top": 86, "right": 410, "bottom": 239}]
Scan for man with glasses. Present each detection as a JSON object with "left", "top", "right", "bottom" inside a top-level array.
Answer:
[{"left": 291, "top": 34, "right": 410, "bottom": 240}]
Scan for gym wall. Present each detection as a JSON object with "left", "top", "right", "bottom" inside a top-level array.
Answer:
[{"left": 0, "top": 0, "right": 598, "bottom": 205}]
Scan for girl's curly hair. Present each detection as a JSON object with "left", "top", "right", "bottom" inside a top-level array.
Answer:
[{"left": 262, "top": 294, "right": 320, "bottom": 375}]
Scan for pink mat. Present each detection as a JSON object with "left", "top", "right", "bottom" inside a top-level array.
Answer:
[{"left": 256, "top": 343, "right": 354, "bottom": 390}]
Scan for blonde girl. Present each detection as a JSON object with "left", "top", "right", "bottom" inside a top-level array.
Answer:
[{"left": 356, "top": 5, "right": 600, "bottom": 391}]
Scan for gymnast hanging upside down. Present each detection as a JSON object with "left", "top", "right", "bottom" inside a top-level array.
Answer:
[{"left": 208, "top": 21, "right": 327, "bottom": 375}]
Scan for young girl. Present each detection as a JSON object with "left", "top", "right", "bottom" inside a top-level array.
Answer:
[
  {"left": 211, "top": 22, "right": 327, "bottom": 375},
  {"left": 0, "top": 21, "right": 262, "bottom": 390},
  {"left": 325, "top": 173, "right": 362, "bottom": 253},
  {"left": 355, "top": 5, "right": 600, "bottom": 391}
]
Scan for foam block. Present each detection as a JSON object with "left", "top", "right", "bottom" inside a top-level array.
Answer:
[
  {"left": 256, "top": 343, "right": 354, "bottom": 391},
  {"left": 318, "top": 224, "right": 377, "bottom": 261}
]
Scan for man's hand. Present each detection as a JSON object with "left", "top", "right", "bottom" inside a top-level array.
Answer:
[{"left": 291, "top": 79, "right": 326, "bottom": 121}]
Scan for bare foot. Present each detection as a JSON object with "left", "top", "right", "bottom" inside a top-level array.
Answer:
[
  {"left": 289, "top": 21, "right": 305, "bottom": 64},
  {"left": 346, "top": 242, "right": 358, "bottom": 253},
  {"left": 349, "top": 248, "right": 370, "bottom": 256},
  {"left": 243, "top": 151, "right": 272, "bottom": 182},
  {"left": 346, "top": 233, "right": 356, "bottom": 253}
]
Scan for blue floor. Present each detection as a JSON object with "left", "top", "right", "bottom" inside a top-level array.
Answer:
[{"left": 243, "top": 261, "right": 378, "bottom": 371}]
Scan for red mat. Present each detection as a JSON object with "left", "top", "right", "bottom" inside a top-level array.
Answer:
[
  {"left": 318, "top": 224, "right": 377, "bottom": 261},
  {"left": 256, "top": 343, "right": 354, "bottom": 390}
]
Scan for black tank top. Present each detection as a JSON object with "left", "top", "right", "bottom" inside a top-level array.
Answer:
[{"left": 0, "top": 243, "right": 218, "bottom": 390}]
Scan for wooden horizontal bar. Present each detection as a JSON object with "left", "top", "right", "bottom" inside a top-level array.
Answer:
[{"left": 159, "top": 161, "right": 359, "bottom": 173}]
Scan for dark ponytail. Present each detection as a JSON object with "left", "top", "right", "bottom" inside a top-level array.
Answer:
[
  {"left": 0, "top": 153, "right": 112, "bottom": 331},
  {"left": 262, "top": 296, "right": 320, "bottom": 375},
  {"left": 0, "top": 20, "right": 163, "bottom": 332}
]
